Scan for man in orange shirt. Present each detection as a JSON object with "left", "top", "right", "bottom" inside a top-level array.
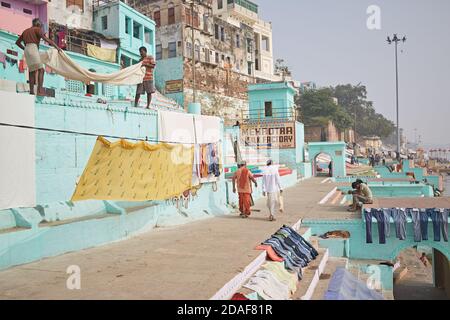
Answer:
[
  {"left": 134, "top": 46, "right": 156, "bottom": 109},
  {"left": 232, "top": 161, "right": 258, "bottom": 218},
  {"left": 15, "top": 18, "right": 61, "bottom": 95}
]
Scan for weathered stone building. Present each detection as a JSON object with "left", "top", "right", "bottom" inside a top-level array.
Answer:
[{"left": 128, "top": 0, "right": 280, "bottom": 118}]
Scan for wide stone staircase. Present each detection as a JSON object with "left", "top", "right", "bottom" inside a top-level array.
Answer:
[{"left": 218, "top": 223, "right": 394, "bottom": 300}]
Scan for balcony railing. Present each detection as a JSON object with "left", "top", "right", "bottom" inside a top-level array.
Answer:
[{"left": 227, "top": 0, "right": 258, "bottom": 14}]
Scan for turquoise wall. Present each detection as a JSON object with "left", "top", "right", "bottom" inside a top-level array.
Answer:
[
  {"left": 93, "top": 1, "right": 156, "bottom": 63},
  {"left": 337, "top": 184, "right": 434, "bottom": 198},
  {"left": 247, "top": 82, "right": 296, "bottom": 120},
  {"left": 303, "top": 219, "right": 450, "bottom": 262},
  {"left": 308, "top": 142, "right": 346, "bottom": 177},
  {"left": 0, "top": 94, "right": 229, "bottom": 270},
  {"left": 34, "top": 98, "right": 158, "bottom": 203},
  {"left": 0, "top": 30, "right": 138, "bottom": 99},
  {"left": 153, "top": 56, "right": 184, "bottom": 106}
]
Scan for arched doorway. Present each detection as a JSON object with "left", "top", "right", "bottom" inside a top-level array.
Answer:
[
  {"left": 393, "top": 246, "right": 449, "bottom": 300},
  {"left": 308, "top": 142, "right": 346, "bottom": 177},
  {"left": 313, "top": 152, "right": 333, "bottom": 177}
]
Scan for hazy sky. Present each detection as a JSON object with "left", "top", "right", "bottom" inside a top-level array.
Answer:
[{"left": 257, "top": 0, "right": 450, "bottom": 147}]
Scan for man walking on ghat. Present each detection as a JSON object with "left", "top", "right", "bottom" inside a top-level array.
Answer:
[
  {"left": 232, "top": 161, "right": 258, "bottom": 218},
  {"left": 16, "top": 18, "right": 61, "bottom": 96},
  {"left": 135, "top": 46, "right": 156, "bottom": 109},
  {"left": 262, "top": 160, "right": 283, "bottom": 222}
]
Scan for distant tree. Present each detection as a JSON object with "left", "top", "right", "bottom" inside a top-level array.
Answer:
[
  {"left": 330, "top": 84, "right": 395, "bottom": 138},
  {"left": 297, "top": 88, "right": 353, "bottom": 131}
]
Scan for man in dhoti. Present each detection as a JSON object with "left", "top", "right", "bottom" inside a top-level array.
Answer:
[
  {"left": 262, "top": 160, "right": 283, "bottom": 222},
  {"left": 15, "top": 18, "right": 61, "bottom": 95},
  {"left": 232, "top": 161, "right": 257, "bottom": 219}
]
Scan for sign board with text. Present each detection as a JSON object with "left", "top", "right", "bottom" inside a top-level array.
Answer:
[
  {"left": 165, "top": 80, "right": 183, "bottom": 93},
  {"left": 240, "top": 121, "right": 296, "bottom": 149}
]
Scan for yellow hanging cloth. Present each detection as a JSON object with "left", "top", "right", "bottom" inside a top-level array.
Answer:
[
  {"left": 71, "top": 137, "right": 194, "bottom": 202},
  {"left": 86, "top": 43, "right": 117, "bottom": 63}
]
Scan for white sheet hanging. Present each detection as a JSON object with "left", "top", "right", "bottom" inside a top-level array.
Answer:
[
  {"left": 40, "top": 48, "right": 145, "bottom": 85},
  {"left": 158, "top": 111, "right": 196, "bottom": 144},
  {"left": 194, "top": 114, "right": 221, "bottom": 144},
  {"left": 158, "top": 111, "right": 221, "bottom": 144},
  {"left": 0, "top": 91, "right": 36, "bottom": 210}
]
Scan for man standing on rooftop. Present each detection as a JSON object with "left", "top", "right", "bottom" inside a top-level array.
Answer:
[
  {"left": 134, "top": 46, "right": 156, "bottom": 109},
  {"left": 15, "top": 18, "right": 61, "bottom": 96}
]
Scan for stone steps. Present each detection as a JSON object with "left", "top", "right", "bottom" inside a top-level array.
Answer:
[
  {"left": 291, "top": 248, "right": 329, "bottom": 300},
  {"left": 310, "top": 257, "right": 348, "bottom": 300}
]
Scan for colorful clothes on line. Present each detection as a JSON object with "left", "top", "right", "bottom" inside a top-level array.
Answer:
[{"left": 71, "top": 136, "right": 194, "bottom": 202}]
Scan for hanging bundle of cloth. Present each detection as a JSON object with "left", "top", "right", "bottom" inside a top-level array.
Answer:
[
  {"left": 71, "top": 137, "right": 194, "bottom": 202},
  {"left": 364, "top": 207, "right": 449, "bottom": 244},
  {"left": 194, "top": 143, "right": 221, "bottom": 181}
]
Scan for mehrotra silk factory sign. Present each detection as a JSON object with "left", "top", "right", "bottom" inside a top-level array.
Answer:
[{"left": 240, "top": 122, "right": 296, "bottom": 149}]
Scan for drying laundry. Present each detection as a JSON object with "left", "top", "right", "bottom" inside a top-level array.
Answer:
[
  {"left": 243, "top": 270, "right": 291, "bottom": 300},
  {"left": 71, "top": 137, "right": 194, "bottom": 202},
  {"left": 40, "top": 48, "right": 145, "bottom": 85},
  {"left": 261, "top": 261, "right": 298, "bottom": 294},
  {"left": 87, "top": 43, "right": 116, "bottom": 63},
  {"left": 364, "top": 207, "right": 449, "bottom": 244},
  {"left": 100, "top": 39, "right": 119, "bottom": 50}
]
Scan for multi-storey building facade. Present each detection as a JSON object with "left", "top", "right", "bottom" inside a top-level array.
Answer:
[{"left": 127, "top": 0, "right": 280, "bottom": 118}]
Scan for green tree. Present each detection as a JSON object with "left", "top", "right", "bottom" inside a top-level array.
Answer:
[
  {"left": 297, "top": 88, "right": 353, "bottom": 131},
  {"left": 330, "top": 84, "right": 395, "bottom": 138}
]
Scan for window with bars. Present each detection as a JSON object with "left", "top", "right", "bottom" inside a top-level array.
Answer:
[
  {"left": 214, "top": 24, "right": 219, "bottom": 40},
  {"left": 156, "top": 44, "right": 162, "bottom": 60},
  {"left": 185, "top": 7, "right": 192, "bottom": 25},
  {"left": 65, "top": 79, "right": 84, "bottom": 94},
  {"left": 186, "top": 42, "right": 192, "bottom": 58},
  {"left": 153, "top": 10, "right": 161, "bottom": 27},
  {"left": 220, "top": 26, "right": 225, "bottom": 42},
  {"left": 125, "top": 16, "right": 131, "bottom": 34},
  {"left": 168, "top": 42, "right": 177, "bottom": 58},
  {"left": 144, "top": 28, "right": 152, "bottom": 44},
  {"left": 194, "top": 44, "right": 200, "bottom": 61},
  {"left": 102, "top": 84, "right": 115, "bottom": 98},
  {"left": 168, "top": 6, "right": 175, "bottom": 25},
  {"left": 101, "top": 16, "right": 108, "bottom": 30},
  {"left": 133, "top": 21, "right": 142, "bottom": 39}
]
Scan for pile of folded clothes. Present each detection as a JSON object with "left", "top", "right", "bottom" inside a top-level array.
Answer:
[{"left": 232, "top": 225, "right": 319, "bottom": 300}]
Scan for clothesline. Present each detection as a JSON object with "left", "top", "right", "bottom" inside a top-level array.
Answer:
[{"left": 0, "top": 122, "right": 223, "bottom": 145}]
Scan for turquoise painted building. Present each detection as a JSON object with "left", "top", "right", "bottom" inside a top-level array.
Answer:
[
  {"left": 93, "top": 0, "right": 156, "bottom": 67},
  {"left": 247, "top": 82, "right": 296, "bottom": 120},
  {"left": 308, "top": 142, "right": 347, "bottom": 177},
  {"left": 0, "top": 30, "right": 121, "bottom": 98}
]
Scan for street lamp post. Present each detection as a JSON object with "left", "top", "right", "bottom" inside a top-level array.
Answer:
[
  {"left": 190, "top": 0, "right": 196, "bottom": 103},
  {"left": 387, "top": 34, "right": 406, "bottom": 160}
]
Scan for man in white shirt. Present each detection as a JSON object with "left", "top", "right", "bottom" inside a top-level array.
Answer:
[{"left": 262, "top": 160, "right": 283, "bottom": 221}]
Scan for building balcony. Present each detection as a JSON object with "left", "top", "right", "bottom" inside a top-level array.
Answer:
[{"left": 226, "top": 0, "right": 258, "bottom": 24}]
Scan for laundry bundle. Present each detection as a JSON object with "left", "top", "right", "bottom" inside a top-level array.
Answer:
[
  {"left": 364, "top": 207, "right": 449, "bottom": 244},
  {"left": 193, "top": 143, "right": 221, "bottom": 185},
  {"left": 235, "top": 226, "right": 319, "bottom": 300}
]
